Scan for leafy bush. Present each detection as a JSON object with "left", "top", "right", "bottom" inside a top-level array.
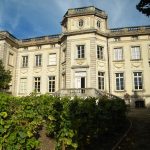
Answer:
[{"left": 0, "top": 93, "right": 127, "bottom": 150}]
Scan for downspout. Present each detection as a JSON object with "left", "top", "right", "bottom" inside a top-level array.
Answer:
[{"left": 107, "top": 37, "right": 111, "bottom": 93}]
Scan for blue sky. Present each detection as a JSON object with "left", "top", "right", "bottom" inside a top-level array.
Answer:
[{"left": 0, "top": 0, "right": 149, "bottom": 39}]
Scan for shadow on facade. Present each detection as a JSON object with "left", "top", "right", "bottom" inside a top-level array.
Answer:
[{"left": 124, "top": 92, "right": 145, "bottom": 108}]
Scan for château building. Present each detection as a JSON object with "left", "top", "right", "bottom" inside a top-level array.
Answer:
[{"left": 0, "top": 6, "right": 150, "bottom": 107}]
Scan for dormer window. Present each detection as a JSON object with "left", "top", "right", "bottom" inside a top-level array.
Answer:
[
  {"left": 97, "top": 20, "right": 101, "bottom": 28},
  {"left": 79, "top": 19, "right": 84, "bottom": 27}
]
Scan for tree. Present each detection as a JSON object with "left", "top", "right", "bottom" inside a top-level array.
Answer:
[
  {"left": 136, "top": 0, "right": 150, "bottom": 17},
  {"left": 0, "top": 60, "right": 12, "bottom": 91}
]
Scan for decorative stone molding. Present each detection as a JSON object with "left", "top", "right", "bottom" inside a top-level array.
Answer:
[
  {"left": 114, "top": 63, "right": 124, "bottom": 69},
  {"left": 47, "top": 67, "right": 56, "bottom": 72},
  {"left": 97, "top": 61, "right": 105, "bottom": 67},
  {"left": 33, "top": 68, "right": 42, "bottom": 73},
  {"left": 20, "top": 69, "right": 28, "bottom": 74},
  {"left": 76, "top": 59, "right": 85, "bottom": 65},
  {"left": 131, "top": 62, "right": 142, "bottom": 68}
]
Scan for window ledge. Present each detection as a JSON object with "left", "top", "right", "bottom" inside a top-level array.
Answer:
[
  {"left": 132, "top": 89, "right": 144, "bottom": 92},
  {"left": 21, "top": 66, "right": 28, "bottom": 68},
  {"left": 130, "top": 59, "right": 142, "bottom": 61},
  {"left": 113, "top": 60, "right": 124, "bottom": 62},
  {"left": 34, "top": 66, "right": 42, "bottom": 68},
  {"left": 114, "top": 90, "right": 126, "bottom": 92},
  {"left": 47, "top": 64, "right": 57, "bottom": 67},
  {"left": 75, "top": 58, "right": 86, "bottom": 60}
]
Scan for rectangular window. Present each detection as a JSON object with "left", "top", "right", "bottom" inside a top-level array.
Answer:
[
  {"left": 48, "top": 76, "right": 55, "bottom": 93},
  {"left": 22, "top": 56, "right": 28, "bottom": 67},
  {"left": 8, "top": 53, "right": 14, "bottom": 66},
  {"left": 131, "top": 46, "right": 141, "bottom": 60},
  {"left": 34, "top": 77, "right": 41, "bottom": 92},
  {"left": 148, "top": 45, "right": 150, "bottom": 60},
  {"left": 98, "top": 72, "right": 104, "bottom": 90},
  {"left": 97, "top": 45, "right": 104, "bottom": 59},
  {"left": 115, "top": 73, "right": 124, "bottom": 90},
  {"left": 77, "top": 45, "right": 85, "bottom": 58},
  {"left": 20, "top": 78, "right": 27, "bottom": 94},
  {"left": 35, "top": 54, "right": 42, "bottom": 67},
  {"left": 114, "top": 48, "right": 123, "bottom": 61},
  {"left": 49, "top": 53, "right": 56, "bottom": 65},
  {"left": 133, "top": 72, "right": 143, "bottom": 90}
]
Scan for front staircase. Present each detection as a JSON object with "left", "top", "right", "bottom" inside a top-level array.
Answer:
[{"left": 55, "top": 88, "right": 119, "bottom": 99}]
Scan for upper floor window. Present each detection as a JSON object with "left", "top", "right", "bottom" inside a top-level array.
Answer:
[
  {"left": 131, "top": 36, "right": 138, "bottom": 40},
  {"left": 97, "top": 20, "right": 101, "bottom": 28},
  {"left": 79, "top": 19, "right": 84, "bottom": 27},
  {"left": 133, "top": 72, "right": 143, "bottom": 90},
  {"left": 24, "top": 47, "right": 28, "bottom": 51},
  {"left": 34, "top": 77, "right": 41, "bottom": 92},
  {"left": 148, "top": 45, "right": 150, "bottom": 60},
  {"left": 35, "top": 54, "right": 42, "bottom": 67},
  {"left": 97, "top": 45, "right": 104, "bottom": 60},
  {"left": 98, "top": 72, "right": 105, "bottom": 90},
  {"left": 114, "top": 37, "right": 120, "bottom": 42},
  {"left": 20, "top": 78, "right": 27, "bottom": 94},
  {"left": 8, "top": 52, "right": 14, "bottom": 66},
  {"left": 131, "top": 46, "right": 141, "bottom": 60},
  {"left": 62, "top": 49, "right": 66, "bottom": 62},
  {"left": 77, "top": 45, "right": 85, "bottom": 58},
  {"left": 114, "top": 48, "right": 123, "bottom": 61},
  {"left": 37, "top": 45, "right": 41, "bottom": 49},
  {"left": 49, "top": 53, "right": 56, "bottom": 65},
  {"left": 22, "top": 56, "right": 28, "bottom": 68},
  {"left": 115, "top": 73, "right": 124, "bottom": 91}
]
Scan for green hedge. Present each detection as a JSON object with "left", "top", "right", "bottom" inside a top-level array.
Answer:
[{"left": 0, "top": 93, "right": 127, "bottom": 150}]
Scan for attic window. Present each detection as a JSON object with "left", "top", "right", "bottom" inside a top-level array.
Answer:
[
  {"left": 79, "top": 19, "right": 84, "bottom": 27},
  {"left": 97, "top": 20, "right": 101, "bottom": 28}
]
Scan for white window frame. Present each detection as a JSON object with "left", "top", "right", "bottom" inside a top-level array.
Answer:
[
  {"left": 22, "top": 55, "right": 28, "bottom": 68},
  {"left": 97, "top": 45, "right": 104, "bottom": 60},
  {"left": 34, "top": 77, "right": 41, "bottom": 92},
  {"left": 131, "top": 46, "right": 141, "bottom": 60},
  {"left": 115, "top": 73, "right": 124, "bottom": 91},
  {"left": 48, "top": 53, "right": 56, "bottom": 65},
  {"left": 77, "top": 45, "right": 85, "bottom": 59},
  {"left": 114, "top": 47, "right": 123, "bottom": 61},
  {"left": 48, "top": 76, "right": 55, "bottom": 93},
  {"left": 20, "top": 78, "right": 27, "bottom": 94},
  {"left": 35, "top": 54, "right": 42, "bottom": 67},
  {"left": 133, "top": 72, "right": 143, "bottom": 90},
  {"left": 98, "top": 72, "right": 105, "bottom": 90}
]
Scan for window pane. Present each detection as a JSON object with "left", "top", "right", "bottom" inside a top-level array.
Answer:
[
  {"left": 49, "top": 53, "right": 56, "bottom": 65},
  {"left": 49, "top": 76, "right": 55, "bottom": 93},
  {"left": 131, "top": 46, "right": 140, "bottom": 59}
]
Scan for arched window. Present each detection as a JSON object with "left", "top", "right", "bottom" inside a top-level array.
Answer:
[
  {"left": 97, "top": 20, "right": 101, "bottom": 28},
  {"left": 79, "top": 19, "right": 84, "bottom": 27}
]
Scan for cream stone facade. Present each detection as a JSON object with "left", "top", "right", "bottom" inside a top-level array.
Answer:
[{"left": 0, "top": 6, "right": 150, "bottom": 107}]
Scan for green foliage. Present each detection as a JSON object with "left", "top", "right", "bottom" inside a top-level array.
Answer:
[
  {"left": 0, "top": 60, "right": 12, "bottom": 91},
  {"left": 136, "top": 0, "right": 150, "bottom": 17},
  {"left": 0, "top": 93, "right": 127, "bottom": 150}
]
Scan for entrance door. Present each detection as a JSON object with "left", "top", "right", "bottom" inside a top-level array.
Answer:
[{"left": 75, "top": 72, "right": 86, "bottom": 93}]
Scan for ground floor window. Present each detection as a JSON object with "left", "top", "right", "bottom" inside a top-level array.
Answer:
[
  {"left": 34, "top": 77, "right": 41, "bottom": 92},
  {"left": 98, "top": 72, "right": 104, "bottom": 90},
  {"left": 115, "top": 73, "right": 124, "bottom": 90},
  {"left": 48, "top": 76, "right": 55, "bottom": 93},
  {"left": 133, "top": 72, "right": 143, "bottom": 90},
  {"left": 20, "top": 78, "right": 27, "bottom": 94}
]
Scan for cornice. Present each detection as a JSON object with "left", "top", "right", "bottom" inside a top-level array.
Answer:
[{"left": 108, "top": 26, "right": 150, "bottom": 37}]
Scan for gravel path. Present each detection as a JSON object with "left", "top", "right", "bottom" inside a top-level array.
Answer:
[{"left": 116, "top": 108, "right": 150, "bottom": 150}]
